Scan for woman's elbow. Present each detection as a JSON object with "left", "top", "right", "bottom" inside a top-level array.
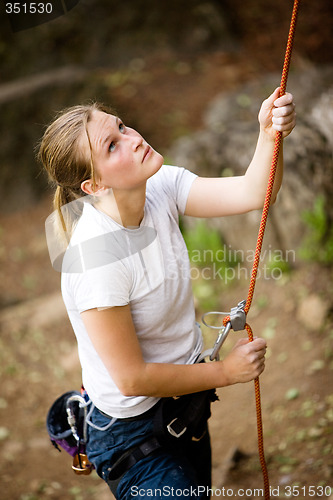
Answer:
[
  {"left": 118, "top": 385, "right": 137, "bottom": 398},
  {"left": 116, "top": 369, "right": 150, "bottom": 398},
  {"left": 116, "top": 377, "right": 141, "bottom": 397},
  {"left": 116, "top": 383, "right": 137, "bottom": 398},
  {"left": 250, "top": 192, "right": 277, "bottom": 211}
]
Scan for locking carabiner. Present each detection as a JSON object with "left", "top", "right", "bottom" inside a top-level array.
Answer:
[{"left": 209, "top": 321, "right": 231, "bottom": 361}]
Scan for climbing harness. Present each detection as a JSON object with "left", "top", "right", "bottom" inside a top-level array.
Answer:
[
  {"left": 203, "top": 1, "right": 300, "bottom": 498},
  {"left": 105, "top": 388, "right": 218, "bottom": 482},
  {"left": 153, "top": 388, "right": 218, "bottom": 445},
  {"left": 47, "top": 387, "right": 217, "bottom": 483}
]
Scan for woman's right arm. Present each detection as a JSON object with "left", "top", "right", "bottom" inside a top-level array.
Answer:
[{"left": 81, "top": 305, "right": 267, "bottom": 398}]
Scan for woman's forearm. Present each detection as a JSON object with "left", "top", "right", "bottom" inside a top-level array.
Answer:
[
  {"left": 244, "top": 128, "right": 284, "bottom": 209},
  {"left": 122, "top": 360, "right": 226, "bottom": 397},
  {"left": 119, "top": 337, "right": 267, "bottom": 398}
]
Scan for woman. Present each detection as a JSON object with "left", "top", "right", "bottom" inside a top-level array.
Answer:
[{"left": 39, "top": 87, "right": 296, "bottom": 499}]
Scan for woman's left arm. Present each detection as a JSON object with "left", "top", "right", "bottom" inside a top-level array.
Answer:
[{"left": 185, "top": 88, "right": 296, "bottom": 218}]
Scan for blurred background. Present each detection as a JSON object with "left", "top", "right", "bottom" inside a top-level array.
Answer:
[{"left": 0, "top": 1, "right": 332, "bottom": 499}]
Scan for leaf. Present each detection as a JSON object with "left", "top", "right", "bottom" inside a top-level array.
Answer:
[
  {"left": 285, "top": 388, "right": 300, "bottom": 401},
  {"left": 0, "top": 427, "right": 10, "bottom": 440},
  {"left": 309, "top": 359, "right": 325, "bottom": 373},
  {"left": 275, "top": 455, "right": 299, "bottom": 465}
]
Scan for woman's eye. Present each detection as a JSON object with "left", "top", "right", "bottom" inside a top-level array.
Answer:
[{"left": 108, "top": 123, "right": 125, "bottom": 152}]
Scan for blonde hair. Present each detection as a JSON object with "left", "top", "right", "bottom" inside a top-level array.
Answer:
[{"left": 37, "top": 102, "right": 114, "bottom": 240}]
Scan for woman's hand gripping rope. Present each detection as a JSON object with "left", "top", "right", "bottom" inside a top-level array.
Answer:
[
  {"left": 221, "top": 337, "right": 267, "bottom": 385},
  {"left": 259, "top": 88, "right": 296, "bottom": 140}
]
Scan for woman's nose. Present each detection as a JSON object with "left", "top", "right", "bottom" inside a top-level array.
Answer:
[
  {"left": 132, "top": 137, "right": 143, "bottom": 151},
  {"left": 126, "top": 128, "right": 144, "bottom": 151},
  {"left": 131, "top": 135, "right": 143, "bottom": 151}
]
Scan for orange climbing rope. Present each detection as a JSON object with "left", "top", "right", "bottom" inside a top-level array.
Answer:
[
  {"left": 222, "top": 1, "right": 300, "bottom": 498},
  {"left": 244, "top": 0, "right": 300, "bottom": 316}
]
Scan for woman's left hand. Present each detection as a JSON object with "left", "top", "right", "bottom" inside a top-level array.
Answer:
[{"left": 258, "top": 87, "right": 296, "bottom": 140}]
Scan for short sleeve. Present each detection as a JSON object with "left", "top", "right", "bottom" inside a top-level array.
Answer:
[
  {"left": 63, "top": 260, "right": 131, "bottom": 314},
  {"left": 151, "top": 165, "right": 197, "bottom": 215}
]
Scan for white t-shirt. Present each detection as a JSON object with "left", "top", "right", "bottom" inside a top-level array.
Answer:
[{"left": 61, "top": 165, "right": 202, "bottom": 418}]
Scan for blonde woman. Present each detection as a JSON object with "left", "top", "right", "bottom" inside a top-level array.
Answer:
[{"left": 39, "top": 87, "right": 295, "bottom": 499}]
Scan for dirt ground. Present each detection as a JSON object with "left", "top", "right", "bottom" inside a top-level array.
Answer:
[{"left": 0, "top": 46, "right": 332, "bottom": 499}]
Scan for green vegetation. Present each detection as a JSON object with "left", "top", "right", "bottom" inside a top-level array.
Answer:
[
  {"left": 300, "top": 196, "right": 333, "bottom": 264},
  {"left": 265, "top": 251, "right": 292, "bottom": 276},
  {"left": 181, "top": 219, "right": 239, "bottom": 311},
  {"left": 182, "top": 219, "right": 238, "bottom": 268}
]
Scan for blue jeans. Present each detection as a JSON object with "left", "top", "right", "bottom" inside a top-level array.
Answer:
[{"left": 86, "top": 404, "right": 212, "bottom": 499}]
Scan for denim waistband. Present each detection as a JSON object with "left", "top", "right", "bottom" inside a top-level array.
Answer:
[{"left": 97, "top": 399, "right": 161, "bottom": 422}]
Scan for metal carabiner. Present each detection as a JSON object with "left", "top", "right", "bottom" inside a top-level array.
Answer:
[
  {"left": 66, "top": 394, "right": 87, "bottom": 442},
  {"left": 66, "top": 395, "right": 93, "bottom": 475},
  {"left": 209, "top": 321, "right": 231, "bottom": 361},
  {"left": 72, "top": 451, "right": 94, "bottom": 475}
]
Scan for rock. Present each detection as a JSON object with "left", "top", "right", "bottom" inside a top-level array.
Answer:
[
  {"left": 169, "top": 65, "right": 333, "bottom": 255},
  {"left": 213, "top": 446, "right": 249, "bottom": 489}
]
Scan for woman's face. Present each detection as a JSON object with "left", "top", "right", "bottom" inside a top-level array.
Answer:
[{"left": 85, "top": 110, "right": 164, "bottom": 192}]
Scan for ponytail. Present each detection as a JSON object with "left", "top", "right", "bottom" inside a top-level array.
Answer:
[
  {"left": 53, "top": 184, "right": 84, "bottom": 243},
  {"left": 37, "top": 102, "right": 113, "bottom": 240}
]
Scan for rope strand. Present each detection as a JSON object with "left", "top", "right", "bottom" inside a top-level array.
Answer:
[
  {"left": 240, "top": 2, "right": 300, "bottom": 498},
  {"left": 245, "top": 0, "right": 300, "bottom": 315}
]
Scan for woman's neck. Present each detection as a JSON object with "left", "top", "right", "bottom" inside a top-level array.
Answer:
[{"left": 95, "top": 185, "right": 146, "bottom": 228}]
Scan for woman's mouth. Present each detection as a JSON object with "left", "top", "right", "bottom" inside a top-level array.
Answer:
[{"left": 142, "top": 145, "right": 152, "bottom": 162}]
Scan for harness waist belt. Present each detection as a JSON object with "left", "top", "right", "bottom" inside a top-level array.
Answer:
[{"left": 108, "top": 437, "right": 161, "bottom": 481}]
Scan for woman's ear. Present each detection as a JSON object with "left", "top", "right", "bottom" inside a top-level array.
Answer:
[{"left": 81, "top": 179, "right": 106, "bottom": 196}]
